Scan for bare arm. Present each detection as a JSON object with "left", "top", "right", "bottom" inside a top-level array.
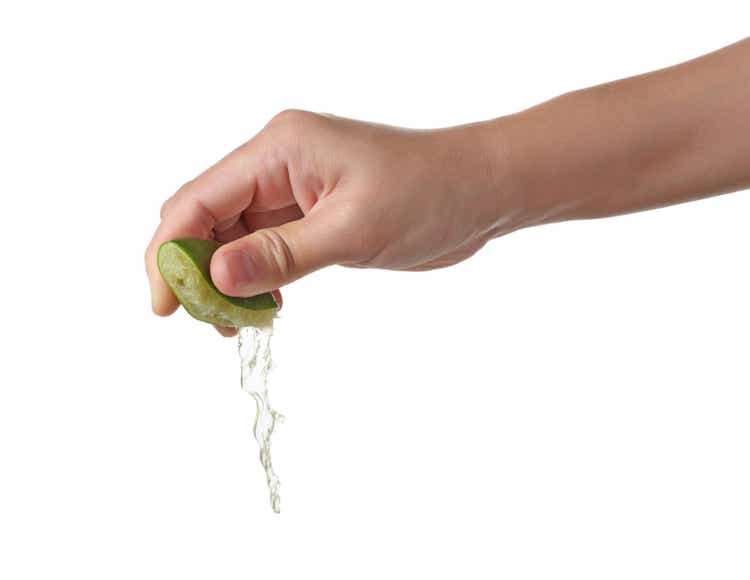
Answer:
[
  {"left": 493, "top": 37, "right": 750, "bottom": 229},
  {"left": 147, "top": 38, "right": 750, "bottom": 330}
]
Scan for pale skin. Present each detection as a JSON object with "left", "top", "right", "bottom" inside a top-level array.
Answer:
[{"left": 146, "top": 38, "right": 750, "bottom": 336}]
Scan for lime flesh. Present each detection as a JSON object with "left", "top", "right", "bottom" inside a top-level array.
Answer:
[{"left": 157, "top": 238, "right": 277, "bottom": 328}]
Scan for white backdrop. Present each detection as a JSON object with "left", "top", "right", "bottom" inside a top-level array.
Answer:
[{"left": 1, "top": 1, "right": 748, "bottom": 578}]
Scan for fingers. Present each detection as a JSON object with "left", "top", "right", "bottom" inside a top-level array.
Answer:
[
  {"left": 210, "top": 206, "right": 351, "bottom": 297},
  {"left": 145, "top": 197, "right": 218, "bottom": 315},
  {"left": 146, "top": 110, "right": 336, "bottom": 317},
  {"left": 145, "top": 137, "right": 268, "bottom": 315},
  {"left": 213, "top": 205, "right": 304, "bottom": 243},
  {"left": 214, "top": 325, "right": 238, "bottom": 337},
  {"left": 271, "top": 289, "right": 283, "bottom": 310},
  {"left": 243, "top": 205, "right": 305, "bottom": 232}
]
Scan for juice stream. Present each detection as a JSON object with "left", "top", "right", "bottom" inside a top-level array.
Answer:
[{"left": 238, "top": 325, "right": 282, "bottom": 513}]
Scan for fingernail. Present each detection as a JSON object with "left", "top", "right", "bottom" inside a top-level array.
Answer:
[{"left": 222, "top": 251, "right": 256, "bottom": 292}]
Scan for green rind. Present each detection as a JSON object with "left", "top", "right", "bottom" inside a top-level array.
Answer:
[
  {"left": 168, "top": 239, "right": 277, "bottom": 310},
  {"left": 157, "top": 238, "right": 277, "bottom": 328}
]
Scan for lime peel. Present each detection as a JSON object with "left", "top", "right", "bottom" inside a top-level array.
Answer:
[{"left": 158, "top": 238, "right": 277, "bottom": 328}]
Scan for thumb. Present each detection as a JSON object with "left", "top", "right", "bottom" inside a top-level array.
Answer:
[{"left": 210, "top": 210, "right": 347, "bottom": 297}]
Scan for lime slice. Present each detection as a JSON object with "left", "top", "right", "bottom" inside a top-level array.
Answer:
[{"left": 158, "top": 238, "right": 277, "bottom": 328}]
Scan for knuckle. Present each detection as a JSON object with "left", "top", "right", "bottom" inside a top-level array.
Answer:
[
  {"left": 266, "top": 108, "right": 315, "bottom": 133},
  {"left": 256, "top": 229, "right": 296, "bottom": 281},
  {"left": 159, "top": 196, "right": 174, "bottom": 220},
  {"left": 160, "top": 180, "right": 194, "bottom": 219},
  {"left": 174, "top": 180, "right": 195, "bottom": 198}
]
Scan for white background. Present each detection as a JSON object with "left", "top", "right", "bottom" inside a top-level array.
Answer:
[{"left": 1, "top": 1, "right": 749, "bottom": 578}]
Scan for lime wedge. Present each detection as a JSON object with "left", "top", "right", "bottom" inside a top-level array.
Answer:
[{"left": 157, "top": 238, "right": 277, "bottom": 328}]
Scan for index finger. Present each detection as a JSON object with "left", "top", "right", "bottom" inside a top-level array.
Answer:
[{"left": 145, "top": 139, "right": 263, "bottom": 316}]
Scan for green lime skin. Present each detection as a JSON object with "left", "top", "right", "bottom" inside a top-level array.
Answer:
[{"left": 157, "top": 238, "right": 277, "bottom": 328}]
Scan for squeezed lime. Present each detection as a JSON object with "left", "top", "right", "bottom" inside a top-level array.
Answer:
[{"left": 158, "top": 238, "right": 277, "bottom": 328}]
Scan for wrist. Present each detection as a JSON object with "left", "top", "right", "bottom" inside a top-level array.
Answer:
[
  {"left": 439, "top": 117, "right": 534, "bottom": 239},
  {"left": 467, "top": 115, "right": 570, "bottom": 236}
]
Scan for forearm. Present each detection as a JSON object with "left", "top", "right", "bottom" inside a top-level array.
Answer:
[{"left": 493, "top": 37, "right": 750, "bottom": 228}]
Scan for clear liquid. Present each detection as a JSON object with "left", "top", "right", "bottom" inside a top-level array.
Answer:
[{"left": 238, "top": 325, "right": 283, "bottom": 513}]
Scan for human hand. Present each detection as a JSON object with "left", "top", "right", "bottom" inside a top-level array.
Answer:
[
  {"left": 147, "top": 38, "right": 750, "bottom": 336},
  {"left": 145, "top": 110, "right": 517, "bottom": 333}
]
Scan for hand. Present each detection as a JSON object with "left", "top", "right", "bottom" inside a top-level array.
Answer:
[
  {"left": 145, "top": 110, "right": 515, "bottom": 333},
  {"left": 146, "top": 39, "right": 750, "bottom": 336}
]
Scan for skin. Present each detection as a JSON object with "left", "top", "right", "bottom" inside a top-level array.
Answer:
[{"left": 146, "top": 37, "right": 750, "bottom": 336}]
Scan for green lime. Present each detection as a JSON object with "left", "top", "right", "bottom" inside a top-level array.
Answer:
[{"left": 157, "top": 238, "right": 277, "bottom": 328}]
